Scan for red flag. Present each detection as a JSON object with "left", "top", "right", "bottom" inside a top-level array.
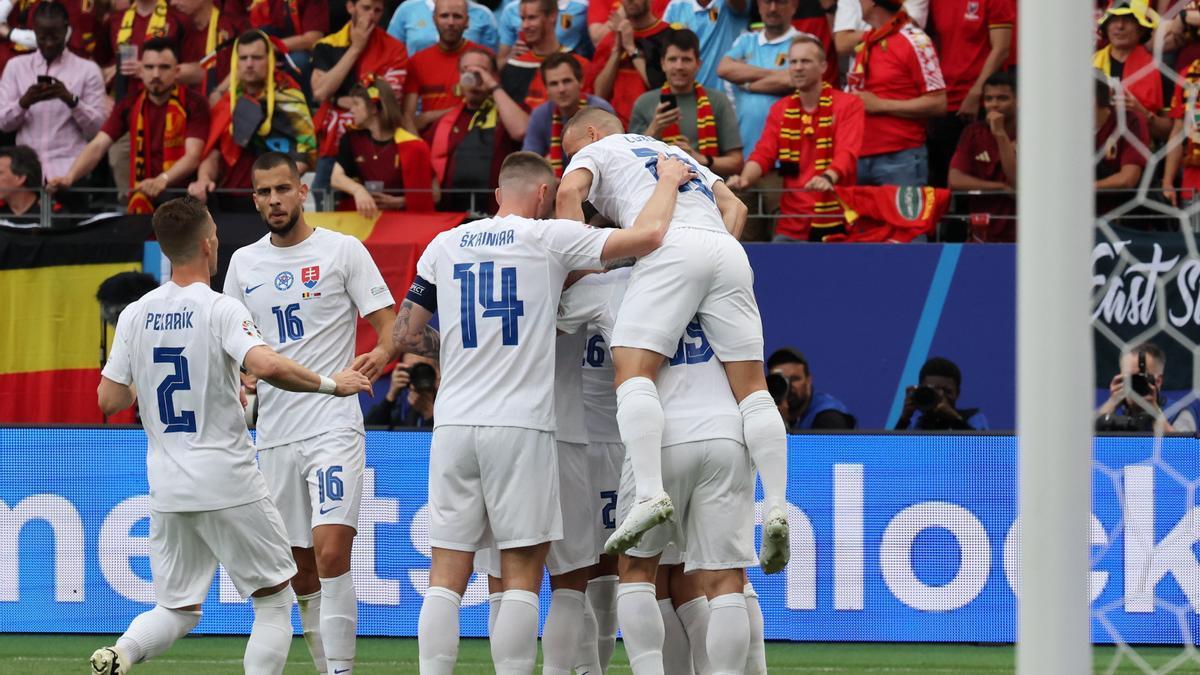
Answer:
[{"left": 832, "top": 186, "right": 951, "bottom": 243}]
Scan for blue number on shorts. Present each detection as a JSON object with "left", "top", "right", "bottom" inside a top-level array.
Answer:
[
  {"left": 667, "top": 320, "right": 714, "bottom": 367},
  {"left": 630, "top": 147, "right": 715, "bottom": 203},
  {"left": 583, "top": 334, "right": 606, "bottom": 367},
  {"left": 454, "top": 261, "right": 524, "bottom": 348},
  {"left": 601, "top": 490, "right": 618, "bottom": 529},
  {"left": 316, "top": 465, "right": 344, "bottom": 503},
  {"left": 271, "top": 303, "right": 304, "bottom": 343},
  {"left": 153, "top": 347, "right": 196, "bottom": 433}
]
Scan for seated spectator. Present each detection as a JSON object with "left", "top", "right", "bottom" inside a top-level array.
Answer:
[
  {"left": 629, "top": 28, "right": 742, "bottom": 176},
  {"left": 0, "top": 2, "right": 107, "bottom": 188},
  {"left": 1096, "top": 342, "right": 1196, "bottom": 433},
  {"left": 718, "top": 0, "right": 800, "bottom": 161},
  {"left": 430, "top": 47, "right": 527, "bottom": 212},
  {"left": 586, "top": 0, "right": 674, "bottom": 125},
  {"left": 331, "top": 79, "right": 435, "bottom": 215},
  {"left": 522, "top": 52, "right": 615, "bottom": 175},
  {"left": 0, "top": 145, "right": 43, "bottom": 227},
  {"left": 387, "top": 0, "right": 499, "bottom": 54},
  {"left": 187, "top": 30, "right": 316, "bottom": 212},
  {"left": 311, "top": 0, "right": 409, "bottom": 198},
  {"left": 364, "top": 355, "right": 438, "bottom": 428},
  {"left": 497, "top": 0, "right": 590, "bottom": 61},
  {"left": 96, "top": 0, "right": 189, "bottom": 97},
  {"left": 662, "top": 0, "right": 748, "bottom": 91},
  {"left": 948, "top": 70, "right": 1017, "bottom": 242},
  {"left": 846, "top": 0, "right": 946, "bottom": 187},
  {"left": 402, "top": 0, "right": 479, "bottom": 140},
  {"left": 895, "top": 356, "right": 988, "bottom": 431},
  {"left": 767, "top": 347, "right": 855, "bottom": 430},
  {"left": 727, "top": 35, "right": 863, "bottom": 241},
  {"left": 499, "top": 0, "right": 589, "bottom": 111},
  {"left": 173, "top": 0, "right": 249, "bottom": 100},
  {"left": 243, "top": 0, "right": 328, "bottom": 71},
  {"left": 49, "top": 39, "right": 209, "bottom": 213},
  {"left": 1095, "top": 76, "right": 1149, "bottom": 216},
  {"left": 1094, "top": 1, "right": 1170, "bottom": 142}
]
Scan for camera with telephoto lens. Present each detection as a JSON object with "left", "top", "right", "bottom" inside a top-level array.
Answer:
[
  {"left": 1095, "top": 413, "right": 1155, "bottom": 432},
  {"left": 408, "top": 362, "right": 437, "bottom": 393},
  {"left": 912, "top": 385, "right": 942, "bottom": 413},
  {"left": 767, "top": 372, "right": 789, "bottom": 405}
]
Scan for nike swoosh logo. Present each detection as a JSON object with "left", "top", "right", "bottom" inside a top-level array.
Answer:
[
  {"left": 319, "top": 504, "right": 341, "bottom": 515},
  {"left": 245, "top": 283, "right": 265, "bottom": 294},
  {"left": 334, "top": 669, "right": 350, "bottom": 674}
]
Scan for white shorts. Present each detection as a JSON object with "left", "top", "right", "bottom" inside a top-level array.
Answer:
[
  {"left": 429, "top": 425, "right": 562, "bottom": 551},
  {"left": 259, "top": 428, "right": 365, "bottom": 548},
  {"left": 588, "top": 440, "right": 625, "bottom": 554},
  {"left": 612, "top": 228, "right": 764, "bottom": 363},
  {"left": 617, "top": 439, "right": 758, "bottom": 572},
  {"left": 150, "top": 498, "right": 297, "bottom": 607},
  {"left": 547, "top": 441, "right": 599, "bottom": 575}
]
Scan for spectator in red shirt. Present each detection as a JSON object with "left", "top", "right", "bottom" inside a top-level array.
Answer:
[
  {"left": 500, "top": 0, "right": 589, "bottom": 110},
  {"left": 49, "top": 38, "right": 209, "bottom": 213},
  {"left": 586, "top": 0, "right": 673, "bottom": 125},
  {"left": 948, "top": 71, "right": 1016, "bottom": 242},
  {"left": 401, "top": 0, "right": 479, "bottom": 140},
  {"left": 97, "top": 0, "right": 190, "bottom": 97},
  {"left": 245, "top": 0, "right": 328, "bottom": 74},
  {"left": 1164, "top": 53, "right": 1200, "bottom": 207},
  {"left": 925, "top": 0, "right": 1012, "bottom": 188},
  {"left": 588, "top": 0, "right": 670, "bottom": 47},
  {"left": 172, "top": 0, "right": 249, "bottom": 101},
  {"left": 331, "top": 79, "right": 436, "bottom": 215},
  {"left": 846, "top": 0, "right": 945, "bottom": 187},
  {"left": 1094, "top": 1, "right": 1171, "bottom": 142},
  {"left": 1096, "top": 76, "right": 1150, "bottom": 217},
  {"left": 726, "top": 35, "right": 864, "bottom": 242}
]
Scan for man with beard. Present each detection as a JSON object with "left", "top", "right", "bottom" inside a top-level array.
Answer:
[
  {"left": 766, "top": 347, "right": 855, "bottom": 430},
  {"left": 49, "top": 38, "right": 209, "bottom": 213},
  {"left": 223, "top": 152, "right": 397, "bottom": 675}
]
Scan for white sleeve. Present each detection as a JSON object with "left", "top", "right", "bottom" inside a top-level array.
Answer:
[
  {"left": 557, "top": 278, "right": 605, "bottom": 334},
  {"left": 341, "top": 236, "right": 395, "bottom": 317},
  {"left": 100, "top": 308, "right": 135, "bottom": 385},
  {"left": 537, "top": 219, "right": 614, "bottom": 271},
  {"left": 561, "top": 142, "right": 603, "bottom": 204},
  {"left": 222, "top": 252, "right": 242, "bottom": 301},
  {"left": 833, "top": 0, "right": 866, "bottom": 31},
  {"left": 905, "top": 0, "right": 928, "bottom": 28},
  {"left": 213, "top": 296, "right": 269, "bottom": 367},
  {"left": 695, "top": 161, "right": 722, "bottom": 190}
]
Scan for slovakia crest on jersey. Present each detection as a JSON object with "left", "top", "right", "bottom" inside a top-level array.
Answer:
[{"left": 301, "top": 265, "right": 321, "bottom": 289}]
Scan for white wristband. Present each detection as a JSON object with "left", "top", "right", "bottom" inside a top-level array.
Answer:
[{"left": 318, "top": 375, "right": 337, "bottom": 395}]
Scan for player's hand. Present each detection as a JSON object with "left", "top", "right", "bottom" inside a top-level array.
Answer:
[
  {"left": 656, "top": 152, "right": 697, "bottom": 187},
  {"left": 187, "top": 179, "right": 215, "bottom": 203},
  {"left": 646, "top": 100, "right": 680, "bottom": 139},
  {"left": 350, "top": 346, "right": 390, "bottom": 381},
  {"left": 353, "top": 187, "right": 379, "bottom": 219},
  {"left": 331, "top": 368, "right": 373, "bottom": 397}
]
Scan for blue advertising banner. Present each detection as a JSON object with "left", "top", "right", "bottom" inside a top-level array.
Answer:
[{"left": 1, "top": 428, "right": 1197, "bottom": 645}]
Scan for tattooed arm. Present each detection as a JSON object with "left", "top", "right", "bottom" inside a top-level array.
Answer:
[{"left": 392, "top": 299, "right": 441, "bottom": 361}]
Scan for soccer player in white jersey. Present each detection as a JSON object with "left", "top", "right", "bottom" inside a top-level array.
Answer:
[
  {"left": 393, "top": 151, "right": 695, "bottom": 675},
  {"left": 559, "top": 266, "right": 759, "bottom": 674},
  {"left": 557, "top": 107, "right": 791, "bottom": 574},
  {"left": 223, "top": 153, "right": 397, "bottom": 675},
  {"left": 91, "top": 197, "right": 372, "bottom": 675}
]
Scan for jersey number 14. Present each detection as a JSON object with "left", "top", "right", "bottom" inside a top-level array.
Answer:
[{"left": 453, "top": 261, "right": 524, "bottom": 348}]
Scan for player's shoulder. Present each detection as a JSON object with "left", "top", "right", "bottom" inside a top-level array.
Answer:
[{"left": 229, "top": 233, "right": 273, "bottom": 262}]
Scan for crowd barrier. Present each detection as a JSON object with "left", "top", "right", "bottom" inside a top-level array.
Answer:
[{"left": 1, "top": 428, "right": 1196, "bottom": 645}]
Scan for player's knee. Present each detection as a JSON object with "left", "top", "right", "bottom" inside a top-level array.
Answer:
[{"left": 314, "top": 546, "right": 352, "bottom": 578}]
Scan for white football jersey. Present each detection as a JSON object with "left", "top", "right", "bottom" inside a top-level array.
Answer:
[
  {"left": 580, "top": 321, "right": 620, "bottom": 443},
  {"left": 416, "top": 215, "right": 612, "bottom": 431},
  {"left": 224, "top": 228, "right": 394, "bottom": 449},
  {"left": 558, "top": 269, "right": 744, "bottom": 447},
  {"left": 554, "top": 329, "right": 588, "bottom": 445},
  {"left": 562, "top": 133, "right": 728, "bottom": 235},
  {"left": 101, "top": 282, "right": 271, "bottom": 512}
]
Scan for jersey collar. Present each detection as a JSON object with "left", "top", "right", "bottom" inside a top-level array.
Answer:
[{"left": 758, "top": 24, "right": 800, "bottom": 46}]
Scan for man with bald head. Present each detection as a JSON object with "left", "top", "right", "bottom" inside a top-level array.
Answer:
[{"left": 402, "top": 0, "right": 482, "bottom": 138}]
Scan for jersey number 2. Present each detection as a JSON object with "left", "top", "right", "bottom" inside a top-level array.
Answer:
[
  {"left": 153, "top": 347, "right": 196, "bottom": 433},
  {"left": 453, "top": 262, "right": 524, "bottom": 348}
]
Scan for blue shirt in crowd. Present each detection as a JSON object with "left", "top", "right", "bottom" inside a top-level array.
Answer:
[
  {"left": 724, "top": 25, "right": 799, "bottom": 160},
  {"left": 388, "top": 0, "right": 500, "bottom": 54},
  {"left": 662, "top": 0, "right": 749, "bottom": 91},
  {"left": 498, "top": 0, "right": 593, "bottom": 57}
]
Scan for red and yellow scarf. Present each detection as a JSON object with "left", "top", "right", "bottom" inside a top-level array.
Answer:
[
  {"left": 779, "top": 82, "right": 841, "bottom": 236},
  {"left": 849, "top": 9, "right": 909, "bottom": 87},
  {"left": 117, "top": 0, "right": 169, "bottom": 45},
  {"left": 127, "top": 85, "right": 188, "bottom": 214},
  {"left": 549, "top": 97, "right": 587, "bottom": 177},
  {"left": 659, "top": 82, "right": 717, "bottom": 157},
  {"left": 1182, "top": 58, "right": 1200, "bottom": 168}
]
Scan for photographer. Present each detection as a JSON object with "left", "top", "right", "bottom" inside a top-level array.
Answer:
[
  {"left": 895, "top": 356, "right": 989, "bottom": 431},
  {"left": 364, "top": 354, "right": 438, "bottom": 428},
  {"left": 767, "top": 347, "right": 856, "bottom": 431},
  {"left": 1096, "top": 343, "right": 1195, "bottom": 433}
]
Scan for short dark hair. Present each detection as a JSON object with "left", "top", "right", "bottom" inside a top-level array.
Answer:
[
  {"left": 1131, "top": 342, "right": 1166, "bottom": 367},
  {"left": 460, "top": 46, "right": 498, "bottom": 74},
  {"left": 920, "top": 357, "right": 962, "bottom": 390},
  {"left": 663, "top": 28, "right": 700, "bottom": 59},
  {"left": 236, "top": 29, "right": 270, "bottom": 50},
  {"left": 541, "top": 52, "right": 583, "bottom": 82},
  {"left": 32, "top": 1, "right": 69, "bottom": 24},
  {"left": 0, "top": 145, "right": 42, "bottom": 188},
  {"left": 152, "top": 197, "right": 212, "bottom": 263},
  {"left": 141, "top": 36, "right": 180, "bottom": 61},
  {"left": 983, "top": 70, "right": 1016, "bottom": 93},
  {"left": 873, "top": 0, "right": 903, "bottom": 12},
  {"left": 498, "top": 151, "right": 554, "bottom": 187},
  {"left": 251, "top": 152, "right": 301, "bottom": 184},
  {"left": 519, "top": 0, "right": 556, "bottom": 15},
  {"left": 767, "top": 347, "right": 809, "bottom": 375}
]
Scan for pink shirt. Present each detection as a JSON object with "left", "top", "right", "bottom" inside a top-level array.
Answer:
[{"left": 0, "top": 49, "right": 108, "bottom": 180}]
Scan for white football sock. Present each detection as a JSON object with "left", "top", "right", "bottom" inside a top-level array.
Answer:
[
  {"left": 319, "top": 573, "right": 357, "bottom": 673},
  {"left": 116, "top": 605, "right": 201, "bottom": 664},
  {"left": 297, "top": 590, "right": 328, "bottom": 673},
  {"left": 575, "top": 592, "right": 603, "bottom": 674},
  {"left": 739, "top": 390, "right": 788, "bottom": 510},
  {"left": 657, "top": 598, "right": 693, "bottom": 675},
  {"left": 418, "top": 586, "right": 461, "bottom": 674},
  {"left": 675, "top": 596, "right": 711, "bottom": 674},
  {"left": 245, "top": 586, "right": 296, "bottom": 675},
  {"left": 706, "top": 593, "right": 750, "bottom": 675},
  {"left": 616, "top": 583, "right": 664, "bottom": 675},
  {"left": 586, "top": 575, "right": 619, "bottom": 669},
  {"left": 616, "top": 377, "right": 665, "bottom": 499},
  {"left": 491, "top": 589, "right": 540, "bottom": 675},
  {"left": 744, "top": 583, "right": 767, "bottom": 675},
  {"left": 543, "top": 588, "right": 586, "bottom": 675},
  {"left": 487, "top": 591, "right": 503, "bottom": 636}
]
